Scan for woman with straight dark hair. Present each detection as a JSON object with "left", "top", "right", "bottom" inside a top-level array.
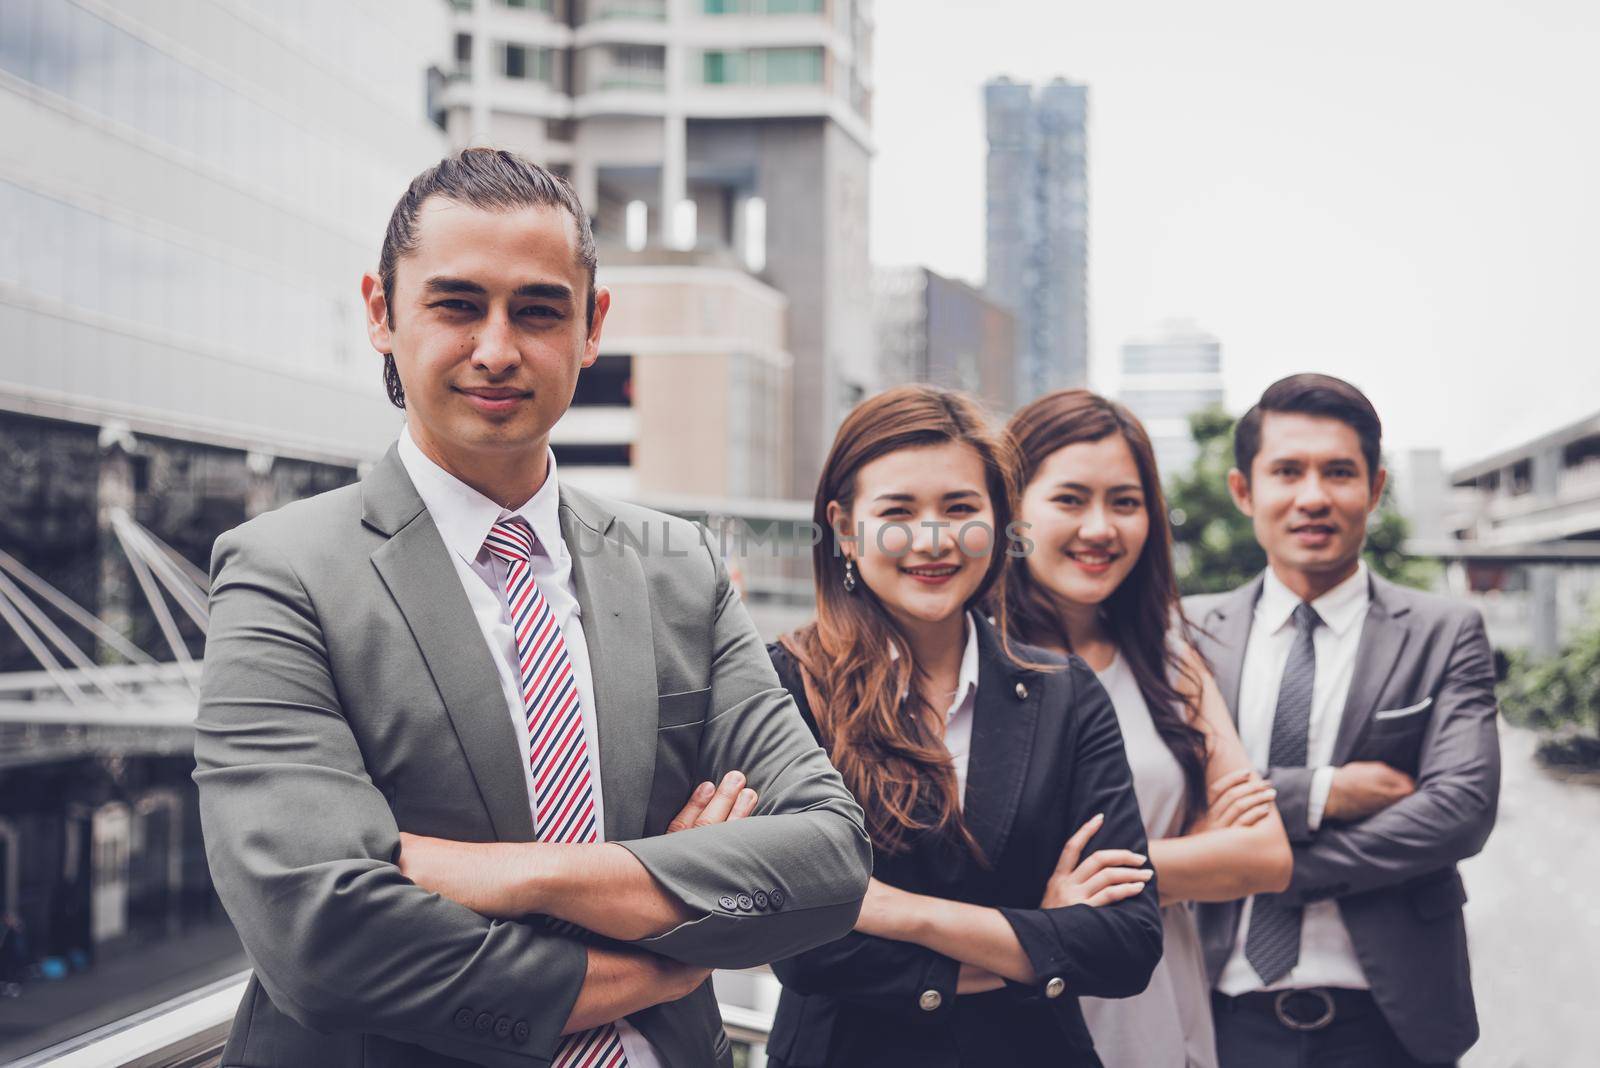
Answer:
[
  {"left": 1003, "top": 390, "right": 1293, "bottom": 1068},
  {"left": 764, "top": 385, "right": 1162, "bottom": 1068}
]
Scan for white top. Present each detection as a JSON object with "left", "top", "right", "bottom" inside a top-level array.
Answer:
[
  {"left": 397, "top": 427, "right": 662, "bottom": 1067},
  {"left": 891, "top": 612, "right": 981, "bottom": 806},
  {"left": 1080, "top": 653, "right": 1218, "bottom": 1068},
  {"left": 1216, "top": 562, "right": 1372, "bottom": 996}
]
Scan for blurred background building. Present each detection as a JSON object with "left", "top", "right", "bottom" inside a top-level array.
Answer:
[
  {"left": 0, "top": 0, "right": 449, "bottom": 1058},
  {"left": 1116, "top": 320, "right": 1225, "bottom": 479},
  {"left": 983, "top": 75, "right": 1088, "bottom": 405},
  {"left": 872, "top": 265, "right": 1014, "bottom": 416},
  {"left": 1442, "top": 409, "right": 1600, "bottom": 656},
  {"left": 437, "top": 0, "right": 875, "bottom": 498}
]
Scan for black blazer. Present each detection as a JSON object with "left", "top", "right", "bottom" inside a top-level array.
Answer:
[{"left": 764, "top": 617, "right": 1163, "bottom": 1068}]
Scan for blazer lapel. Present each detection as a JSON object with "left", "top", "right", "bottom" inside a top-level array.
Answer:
[
  {"left": 1199, "top": 574, "right": 1265, "bottom": 722},
  {"left": 962, "top": 617, "right": 1041, "bottom": 866},
  {"left": 559, "top": 484, "right": 658, "bottom": 845},
  {"left": 362, "top": 447, "right": 534, "bottom": 843},
  {"left": 1332, "top": 574, "right": 1415, "bottom": 764}
]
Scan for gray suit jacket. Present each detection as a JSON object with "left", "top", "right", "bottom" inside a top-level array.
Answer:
[
  {"left": 193, "top": 446, "right": 871, "bottom": 1068},
  {"left": 1185, "top": 571, "right": 1500, "bottom": 1064}
]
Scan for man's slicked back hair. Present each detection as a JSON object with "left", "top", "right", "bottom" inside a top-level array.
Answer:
[
  {"left": 377, "top": 147, "right": 597, "bottom": 409},
  {"left": 1234, "top": 372, "right": 1383, "bottom": 485}
]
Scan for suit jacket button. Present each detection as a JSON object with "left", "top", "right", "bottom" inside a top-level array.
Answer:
[
  {"left": 513, "top": 1020, "right": 530, "bottom": 1044},
  {"left": 718, "top": 894, "right": 738, "bottom": 911},
  {"left": 453, "top": 1007, "right": 474, "bottom": 1030},
  {"left": 769, "top": 887, "right": 786, "bottom": 908},
  {"left": 474, "top": 1012, "right": 493, "bottom": 1033},
  {"left": 1014, "top": 681, "right": 1029, "bottom": 700},
  {"left": 736, "top": 893, "right": 754, "bottom": 911},
  {"left": 494, "top": 1015, "right": 512, "bottom": 1039},
  {"left": 1045, "top": 977, "right": 1065, "bottom": 999},
  {"left": 918, "top": 989, "right": 943, "bottom": 1012},
  {"left": 753, "top": 890, "right": 769, "bottom": 910}
]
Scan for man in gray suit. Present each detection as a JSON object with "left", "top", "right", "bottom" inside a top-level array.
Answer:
[
  {"left": 1186, "top": 374, "right": 1499, "bottom": 1067},
  {"left": 194, "top": 148, "right": 871, "bottom": 1068}
]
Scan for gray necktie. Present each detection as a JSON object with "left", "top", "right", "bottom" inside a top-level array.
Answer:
[{"left": 1245, "top": 601, "right": 1322, "bottom": 986}]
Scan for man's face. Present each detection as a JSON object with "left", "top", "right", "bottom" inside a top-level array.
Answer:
[
  {"left": 362, "top": 197, "right": 608, "bottom": 476},
  {"left": 1229, "top": 411, "right": 1386, "bottom": 580}
]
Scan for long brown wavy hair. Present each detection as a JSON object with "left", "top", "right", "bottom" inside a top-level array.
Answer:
[
  {"left": 780, "top": 386, "right": 1027, "bottom": 859},
  {"left": 1002, "top": 390, "right": 1211, "bottom": 830}
]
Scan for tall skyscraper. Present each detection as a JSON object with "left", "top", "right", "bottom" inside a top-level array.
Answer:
[
  {"left": 440, "top": 0, "right": 875, "bottom": 498},
  {"left": 984, "top": 76, "right": 1088, "bottom": 405},
  {"left": 874, "top": 266, "right": 1015, "bottom": 416},
  {"left": 1117, "top": 321, "right": 1225, "bottom": 480}
]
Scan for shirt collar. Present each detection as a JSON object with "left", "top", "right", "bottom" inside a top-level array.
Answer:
[
  {"left": 889, "top": 612, "right": 982, "bottom": 718},
  {"left": 396, "top": 425, "right": 566, "bottom": 569},
  {"left": 1257, "top": 560, "right": 1370, "bottom": 638}
]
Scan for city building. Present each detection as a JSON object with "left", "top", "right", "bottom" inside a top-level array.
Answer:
[
  {"left": 984, "top": 75, "right": 1088, "bottom": 405},
  {"left": 1116, "top": 321, "right": 1225, "bottom": 479},
  {"left": 1444, "top": 409, "right": 1600, "bottom": 655},
  {"left": 873, "top": 265, "right": 1015, "bottom": 415},
  {"left": 439, "top": 0, "right": 874, "bottom": 497},
  {"left": 0, "top": 0, "right": 449, "bottom": 1058}
]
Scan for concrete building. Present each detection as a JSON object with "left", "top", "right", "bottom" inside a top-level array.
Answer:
[
  {"left": 440, "top": 0, "right": 874, "bottom": 497},
  {"left": 984, "top": 75, "right": 1088, "bottom": 405},
  {"left": 1444, "top": 410, "right": 1600, "bottom": 655},
  {"left": 873, "top": 266, "right": 1015, "bottom": 416},
  {"left": 0, "top": 1, "right": 448, "bottom": 1058},
  {"left": 1116, "top": 321, "right": 1225, "bottom": 480}
]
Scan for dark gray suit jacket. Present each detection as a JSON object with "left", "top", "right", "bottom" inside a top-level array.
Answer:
[
  {"left": 1185, "top": 571, "right": 1500, "bottom": 1064},
  {"left": 193, "top": 446, "right": 872, "bottom": 1067}
]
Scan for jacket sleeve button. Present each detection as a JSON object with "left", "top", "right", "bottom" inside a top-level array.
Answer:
[
  {"left": 1045, "top": 977, "right": 1065, "bottom": 999},
  {"left": 769, "top": 887, "right": 786, "bottom": 908},
  {"left": 494, "top": 1015, "right": 512, "bottom": 1039},
  {"left": 753, "top": 890, "right": 769, "bottom": 910},
  {"left": 513, "top": 1020, "right": 530, "bottom": 1044},
  {"left": 918, "top": 989, "right": 943, "bottom": 1012},
  {"left": 453, "top": 1007, "right": 474, "bottom": 1030},
  {"left": 474, "top": 1012, "right": 493, "bottom": 1033},
  {"left": 736, "top": 893, "right": 754, "bottom": 911},
  {"left": 718, "top": 894, "right": 738, "bottom": 911},
  {"left": 1014, "top": 681, "right": 1029, "bottom": 700}
]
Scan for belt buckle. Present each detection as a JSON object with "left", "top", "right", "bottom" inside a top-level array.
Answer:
[{"left": 1273, "top": 989, "right": 1335, "bottom": 1032}]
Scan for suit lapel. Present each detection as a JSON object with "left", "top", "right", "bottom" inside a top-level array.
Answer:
[
  {"left": 559, "top": 484, "right": 658, "bottom": 844},
  {"left": 962, "top": 617, "right": 1041, "bottom": 866},
  {"left": 1332, "top": 574, "right": 1414, "bottom": 764},
  {"left": 1199, "top": 574, "right": 1265, "bottom": 723},
  {"left": 362, "top": 447, "right": 534, "bottom": 842}
]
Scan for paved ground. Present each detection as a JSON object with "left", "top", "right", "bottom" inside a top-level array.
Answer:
[{"left": 1461, "top": 724, "right": 1600, "bottom": 1068}]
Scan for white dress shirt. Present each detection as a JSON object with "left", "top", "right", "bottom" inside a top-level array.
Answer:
[
  {"left": 890, "top": 612, "right": 981, "bottom": 805},
  {"left": 1217, "top": 562, "right": 1372, "bottom": 996},
  {"left": 397, "top": 427, "right": 662, "bottom": 1067}
]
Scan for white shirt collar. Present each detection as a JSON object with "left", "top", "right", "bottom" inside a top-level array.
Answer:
[
  {"left": 1257, "top": 560, "right": 1370, "bottom": 638},
  {"left": 889, "top": 612, "right": 982, "bottom": 718},
  {"left": 396, "top": 425, "right": 566, "bottom": 570}
]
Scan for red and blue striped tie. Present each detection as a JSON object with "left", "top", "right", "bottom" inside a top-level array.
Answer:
[{"left": 485, "top": 517, "right": 628, "bottom": 1068}]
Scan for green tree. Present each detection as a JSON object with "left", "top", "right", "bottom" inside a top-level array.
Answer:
[{"left": 1165, "top": 407, "right": 1439, "bottom": 596}]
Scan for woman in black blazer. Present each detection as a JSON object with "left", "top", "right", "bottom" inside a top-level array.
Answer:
[{"left": 764, "top": 387, "right": 1162, "bottom": 1067}]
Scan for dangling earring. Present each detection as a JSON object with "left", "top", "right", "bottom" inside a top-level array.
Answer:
[{"left": 842, "top": 557, "right": 859, "bottom": 593}]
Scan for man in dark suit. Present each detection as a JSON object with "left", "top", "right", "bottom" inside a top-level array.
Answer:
[
  {"left": 1186, "top": 374, "right": 1499, "bottom": 1067},
  {"left": 194, "top": 148, "right": 871, "bottom": 1067}
]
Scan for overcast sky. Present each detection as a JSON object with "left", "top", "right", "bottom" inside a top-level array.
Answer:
[{"left": 868, "top": 0, "right": 1600, "bottom": 467}]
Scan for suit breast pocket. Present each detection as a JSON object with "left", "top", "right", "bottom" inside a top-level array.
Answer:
[{"left": 1360, "top": 695, "right": 1433, "bottom": 770}]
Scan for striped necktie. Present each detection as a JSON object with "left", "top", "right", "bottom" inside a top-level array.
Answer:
[
  {"left": 1245, "top": 601, "right": 1322, "bottom": 987},
  {"left": 484, "top": 517, "right": 628, "bottom": 1068}
]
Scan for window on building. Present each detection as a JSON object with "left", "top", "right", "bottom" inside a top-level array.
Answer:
[
  {"left": 702, "top": 50, "right": 744, "bottom": 84},
  {"left": 501, "top": 0, "right": 552, "bottom": 10},
  {"left": 454, "top": 33, "right": 472, "bottom": 75},
  {"left": 704, "top": 0, "right": 822, "bottom": 12},
  {"left": 552, "top": 444, "right": 632, "bottom": 466},
  {"left": 502, "top": 43, "right": 550, "bottom": 81},
  {"left": 571, "top": 355, "right": 633, "bottom": 407},
  {"left": 764, "top": 46, "right": 823, "bottom": 84}
]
